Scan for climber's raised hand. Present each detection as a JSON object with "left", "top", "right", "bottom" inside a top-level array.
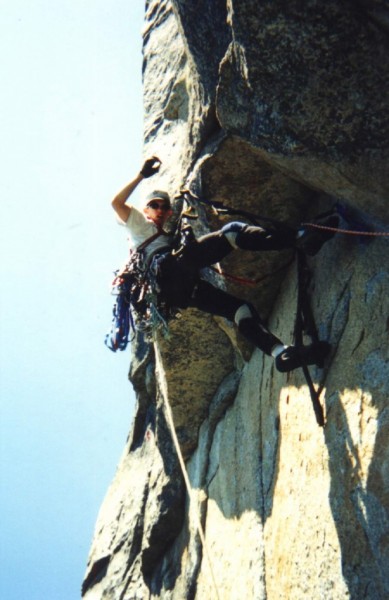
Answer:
[{"left": 140, "top": 156, "right": 161, "bottom": 178}]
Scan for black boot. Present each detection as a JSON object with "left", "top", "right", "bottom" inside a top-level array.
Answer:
[
  {"left": 275, "top": 342, "right": 331, "bottom": 372},
  {"left": 296, "top": 216, "right": 339, "bottom": 256},
  {"left": 237, "top": 315, "right": 284, "bottom": 356}
]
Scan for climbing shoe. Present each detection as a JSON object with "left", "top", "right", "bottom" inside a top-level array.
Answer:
[
  {"left": 275, "top": 341, "right": 331, "bottom": 373},
  {"left": 296, "top": 215, "right": 339, "bottom": 256}
]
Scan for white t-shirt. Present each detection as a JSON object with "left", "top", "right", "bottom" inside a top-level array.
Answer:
[{"left": 123, "top": 205, "right": 173, "bottom": 259}]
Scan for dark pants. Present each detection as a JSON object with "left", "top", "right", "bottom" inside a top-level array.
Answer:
[{"left": 156, "top": 223, "right": 296, "bottom": 354}]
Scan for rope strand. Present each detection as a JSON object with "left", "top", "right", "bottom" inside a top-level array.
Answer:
[
  {"left": 301, "top": 222, "right": 389, "bottom": 237},
  {"left": 164, "top": 399, "right": 221, "bottom": 599},
  {"left": 154, "top": 346, "right": 221, "bottom": 600}
]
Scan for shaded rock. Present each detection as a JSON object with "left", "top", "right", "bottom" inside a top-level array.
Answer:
[
  {"left": 217, "top": 0, "right": 389, "bottom": 219},
  {"left": 156, "top": 309, "right": 236, "bottom": 457}
]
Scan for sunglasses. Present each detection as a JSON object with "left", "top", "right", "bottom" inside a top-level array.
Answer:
[{"left": 147, "top": 201, "right": 170, "bottom": 211}]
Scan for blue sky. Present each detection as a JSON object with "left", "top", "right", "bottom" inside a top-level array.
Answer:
[{"left": 0, "top": 2, "right": 145, "bottom": 598}]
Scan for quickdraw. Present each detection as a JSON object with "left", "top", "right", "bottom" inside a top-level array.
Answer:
[{"left": 178, "top": 188, "right": 294, "bottom": 232}]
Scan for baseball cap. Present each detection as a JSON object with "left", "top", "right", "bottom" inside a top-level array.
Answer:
[{"left": 144, "top": 190, "right": 171, "bottom": 206}]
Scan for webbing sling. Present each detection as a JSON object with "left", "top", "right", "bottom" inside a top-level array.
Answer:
[{"left": 295, "top": 250, "right": 325, "bottom": 426}]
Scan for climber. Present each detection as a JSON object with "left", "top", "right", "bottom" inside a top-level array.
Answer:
[{"left": 111, "top": 156, "right": 336, "bottom": 372}]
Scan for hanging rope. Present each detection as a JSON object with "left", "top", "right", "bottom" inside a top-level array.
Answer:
[{"left": 154, "top": 348, "right": 221, "bottom": 600}]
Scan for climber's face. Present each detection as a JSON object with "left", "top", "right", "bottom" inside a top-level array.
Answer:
[{"left": 144, "top": 200, "right": 172, "bottom": 227}]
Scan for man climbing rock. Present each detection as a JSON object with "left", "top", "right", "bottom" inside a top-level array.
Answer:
[{"left": 111, "top": 157, "right": 337, "bottom": 373}]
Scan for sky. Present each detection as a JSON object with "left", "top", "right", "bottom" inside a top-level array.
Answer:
[{"left": 0, "top": 2, "right": 145, "bottom": 598}]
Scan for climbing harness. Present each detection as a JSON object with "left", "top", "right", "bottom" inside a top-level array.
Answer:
[{"left": 105, "top": 204, "right": 205, "bottom": 351}]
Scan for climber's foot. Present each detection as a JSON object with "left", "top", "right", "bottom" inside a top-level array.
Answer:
[
  {"left": 275, "top": 341, "right": 331, "bottom": 373},
  {"left": 296, "top": 215, "right": 339, "bottom": 256}
]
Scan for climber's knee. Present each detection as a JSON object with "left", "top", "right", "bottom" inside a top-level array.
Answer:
[
  {"left": 221, "top": 222, "right": 247, "bottom": 249},
  {"left": 234, "top": 302, "right": 283, "bottom": 355},
  {"left": 234, "top": 303, "right": 254, "bottom": 325}
]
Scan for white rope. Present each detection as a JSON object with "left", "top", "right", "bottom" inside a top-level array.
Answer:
[{"left": 154, "top": 345, "right": 221, "bottom": 600}]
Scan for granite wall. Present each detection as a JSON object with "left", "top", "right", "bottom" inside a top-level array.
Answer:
[{"left": 83, "top": 2, "right": 389, "bottom": 598}]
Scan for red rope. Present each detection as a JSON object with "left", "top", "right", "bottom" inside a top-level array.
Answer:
[
  {"left": 210, "top": 268, "right": 258, "bottom": 286},
  {"left": 211, "top": 219, "right": 389, "bottom": 287},
  {"left": 210, "top": 257, "right": 294, "bottom": 287},
  {"left": 301, "top": 222, "right": 389, "bottom": 237}
]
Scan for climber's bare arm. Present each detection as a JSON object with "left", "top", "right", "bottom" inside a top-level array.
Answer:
[{"left": 111, "top": 173, "right": 144, "bottom": 223}]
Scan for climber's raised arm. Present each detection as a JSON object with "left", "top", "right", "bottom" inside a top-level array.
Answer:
[
  {"left": 111, "top": 173, "right": 143, "bottom": 222},
  {"left": 111, "top": 156, "right": 161, "bottom": 223}
]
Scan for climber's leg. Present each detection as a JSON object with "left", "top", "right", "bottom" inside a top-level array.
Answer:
[
  {"left": 189, "top": 281, "right": 285, "bottom": 355},
  {"left": 173, "top": 221, "right": 295, "bottom": 274},
  {"left": 189, "top": 280, "right": 331, "bottom": 372},
  {"left": 273, "top": 342, "right": 331, "bottom": 372},
  {"left": 221, "top": 222, "right": 296, "bottom": 251},
  {"left": 188, "top": 279, "right": 249, "bottom": 320},
  {"left": 221, "top": 218, "right": 339, "bottom": 255},
  {"left": 174, "top": 214, "right": 338, "bottom": 272},
  {"left": 236, "top": 302, "right": 331, "bottom": 371},
  {"left": 176, "top": 230, "right": 233, "bottom": 269},
  {"left": 233, "top": 304, "right": 285, "bottom": 355}
]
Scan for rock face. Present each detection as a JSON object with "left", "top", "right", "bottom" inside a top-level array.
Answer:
[{"left": 83, "top": 1, "right": 389, "bottom": 598}]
